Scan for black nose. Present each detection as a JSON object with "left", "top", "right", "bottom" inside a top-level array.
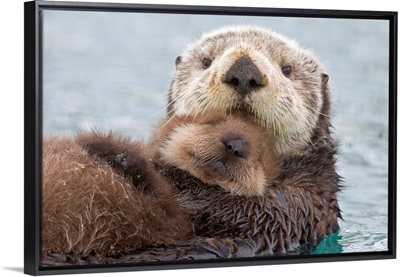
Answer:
[
  {"left": 225, "top": 139, "right": 243, "bottom": 157},
  {"left": 225, "top": 56, "right": 263, "bottom": 97}
]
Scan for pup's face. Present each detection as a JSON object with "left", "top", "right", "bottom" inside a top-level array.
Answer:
[
  {"left": 159, "top": 114, "right": 278, "bottom": 196},
  {"left": 168, "top": 26, "right": 329, "bottom": 155}
]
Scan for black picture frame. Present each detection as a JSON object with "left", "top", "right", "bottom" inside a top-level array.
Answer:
[{"left": 24, "top": 0, "right": 397, "bottom": 275}]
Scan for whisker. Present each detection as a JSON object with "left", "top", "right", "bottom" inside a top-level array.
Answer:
[
  {"left": 150, "top": 96, "right": 178, "bottom": 118},
  {"left": 150, "top": 105, "right": 168, "bottom": 118},
  {"left": 161, "top": 112, "right": 178, "bottom": 128}
]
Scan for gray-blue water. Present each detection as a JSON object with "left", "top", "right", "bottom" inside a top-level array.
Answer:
[{"left": 41, "top": 10, "right": 390, "bottom": 254}]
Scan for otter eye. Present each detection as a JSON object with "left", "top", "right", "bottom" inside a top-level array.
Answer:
[
  {"left": 202, "top": 58, "right": 212, "bottom": 69},
  {"left": 282, "top": 65, "right": 292, "bottom": 77}
]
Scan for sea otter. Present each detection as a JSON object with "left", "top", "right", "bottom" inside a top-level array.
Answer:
[
  {"left": 42, "top": 25, "right": 341, "bottom": 265},
  {"left": 41, "top": 112, "right": 278, "bottom": 258},
  {"left": 118, "top": 25, "right": 341, "bottom": 260},
  {"left": 168, "top": 26, "right": 330, "bottom": 157}
]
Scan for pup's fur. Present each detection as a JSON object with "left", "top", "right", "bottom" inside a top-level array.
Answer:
[{"left": 42, "top": 136, "right": 192, "bottom": 256}]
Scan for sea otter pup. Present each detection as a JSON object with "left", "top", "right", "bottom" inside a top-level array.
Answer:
[
  {"left": 42, "top": 134, "right": 192, "bottom": 256},
  {"left": 41, "top": 112, "right": 278, "bottom": 258},
  {"left": 147, "top": 112, "right": 278, "bottom": 196}
]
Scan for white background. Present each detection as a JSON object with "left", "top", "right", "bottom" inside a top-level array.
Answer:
[{"left": 0, "top": 0, "right": 398, "bottom": 276}]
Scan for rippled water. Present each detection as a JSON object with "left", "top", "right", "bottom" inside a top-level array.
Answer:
[{"left": 41, "top": 10, "right": 390, "bottom": 254}]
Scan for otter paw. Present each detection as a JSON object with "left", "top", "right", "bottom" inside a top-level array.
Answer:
[
  {"left": 113, "top": 150, "right": 152, "bottom": 184},
  {"left": 114, "top": 151, "right": 143, "bottom": 173},
  {"left": 115, "top": 152, "right": 129, "bottom": 169}
]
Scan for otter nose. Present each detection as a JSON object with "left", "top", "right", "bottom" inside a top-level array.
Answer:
[
  {"left": 225, "top": 56, "right": 263, "bottom": 97},
  {"left": 225, "top": 139, "right": 243, "bottom": 157}
]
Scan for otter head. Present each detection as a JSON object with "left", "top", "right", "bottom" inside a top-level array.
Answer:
[
  {"left": 158, "top": 113, "right": 278, "bottom": 196},
  {"left": 167, "top": 25, "right": 331, "bottom": 156}
]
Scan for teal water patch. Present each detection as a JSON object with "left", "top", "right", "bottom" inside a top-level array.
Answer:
[{"left": 312, "top": 233, "right": 343, "bottom": 254}]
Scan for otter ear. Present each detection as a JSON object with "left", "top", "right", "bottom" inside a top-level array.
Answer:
[
  {"left": 175, "top": 56, "right": 182, "bottom": 67},
  {"left": 321, "top": 73, "right": 329, "bottom": 88},
  {"left": 319, "top": 72, "right": 332, "bottom": 127}
]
